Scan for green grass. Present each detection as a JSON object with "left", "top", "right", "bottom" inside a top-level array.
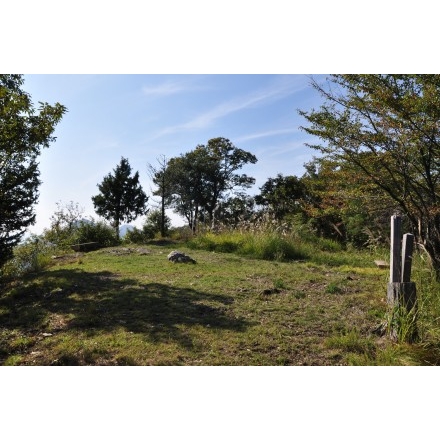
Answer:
[
  {"left": 1, "top": 238, "right": 439, "bottom": 365},
  {"left": 187, "top": 231, "right": 307, "bottom": 261}
]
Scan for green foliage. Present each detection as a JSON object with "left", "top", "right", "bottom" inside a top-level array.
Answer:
[
  {"left": 0, "top": 74, "right": 66, "bottom": 269},
  {"left": 325, "top": 282, "right": 343, "bottom": 294},
  {"left": 300, "top": 157, "right": 396, "bottom": 247},
  {"left": 43, "top": 201, "right": 87, "bottom": 248},
  {"left": 325, "top": 329, "right": 376, "bottom": 357},
  {"left": 143, "top": 210, "right": 171, "bottom": 237},
  {"left": 165, "top": 137, "right": 257, "bottom": 231},
  {"left": 73, "top": 220, "right": 119, "bottom": 247},
  {"left": 124, "top": 210, "right": 172, "bottom": 244},
  {"left": 148, "top": 155, "right": 173, "bottom": 238},
  {"left": 92, "top": 157, "right": 148, "bottom": 240},
  {"left": 123, "top": 227, "right": 154, "bottom": 244},
  {"left": 214, "top": 193, "right": 255, "bottom": 228},
  {"left": 386, "top": 304, "right": 419, "bottom": 344},
  {"left": 299, "top": 74, "right": 440, "bottom": 276},
  {"left": 255, "top": 173, "right": 306, "bottom": 220},
  {"left": 42, "top": 201, "right": 119, "bottom": 249},
  {"left": 1, "top": 235, "right": 54, "bottom": 278}
]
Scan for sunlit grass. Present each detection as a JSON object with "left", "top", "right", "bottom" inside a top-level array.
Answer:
[{"left": 1, "top": 235, "right": 439, "bottom": 366}]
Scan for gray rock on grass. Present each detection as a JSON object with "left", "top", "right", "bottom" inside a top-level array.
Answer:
[{"left": 167, "top": 250, "right": 196, "bottom": 264}]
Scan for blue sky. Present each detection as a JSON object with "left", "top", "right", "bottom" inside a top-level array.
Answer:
[{"left": 24, "top": 74, "right": 327, "bottom": 234}]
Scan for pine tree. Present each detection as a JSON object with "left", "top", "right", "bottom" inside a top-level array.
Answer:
[{"left": 92, "top": 157, "right": 148, "bottom": 240}]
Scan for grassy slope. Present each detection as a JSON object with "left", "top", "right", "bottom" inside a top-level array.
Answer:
[{"left": 0, "top": 242, "right": 438, "bottom": 366}]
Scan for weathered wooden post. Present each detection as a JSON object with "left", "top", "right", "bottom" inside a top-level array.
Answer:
[
  {"left": 389, "top": 215, "right": 401, "bottom": 283},
  {"left": 386, "top": 216, "right": 417, "bottom": 341},
  {"left": 401, "top": 233, "right": 414, "bottom": 283}
]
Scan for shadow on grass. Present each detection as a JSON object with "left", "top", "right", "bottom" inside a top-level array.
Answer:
[{"left": 0, "top": 268, "right": 249, "bottom": 364}]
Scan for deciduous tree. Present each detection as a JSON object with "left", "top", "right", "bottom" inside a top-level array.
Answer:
[
  {"left": 299, "top": 75, "right": 440, "bottom": 275},
  {"left": 255, "top": 173, "right": 306, "bottom": 221},
  {"left": 166, "top": 138, "right": 257, "bottom": 231},
  {"left": 147, "top": 155, "right": 173, "bottom": 238}
]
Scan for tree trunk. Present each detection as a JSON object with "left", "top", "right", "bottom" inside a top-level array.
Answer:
[
  {"left": 160, "top": 196, "right": 165, "bottom": 238},
  {"left": 114, "top": 219, "right": 120, "bottom": 241}
]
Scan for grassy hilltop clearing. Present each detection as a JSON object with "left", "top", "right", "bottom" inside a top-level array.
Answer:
[
  {"left": 3, "top": 75, "right": 440, "bottom": 367},
  {"left": 1, "top": 232, "right": 440, "bottom": 366}
]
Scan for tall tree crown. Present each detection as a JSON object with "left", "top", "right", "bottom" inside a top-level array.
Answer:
[
  {"left": 0, "top": 74, "right": 66, "bottom": 268},
  {"left": 299, "top": 74, "right": 440, "bottom": 275},
  {"left": 92, "top": 157, "right": 148, "bottom": 240}
]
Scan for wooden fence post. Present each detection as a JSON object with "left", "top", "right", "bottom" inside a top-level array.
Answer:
[{"left": 386, "top": 217, "right": 417, "bottom": 342}]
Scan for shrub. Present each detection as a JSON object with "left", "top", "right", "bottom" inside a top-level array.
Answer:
[
  {"left": 1, "top": 235, "right": 54, "bottom": 278},
  {"left": 72, "top": 221, "right": 119, "bottom": 247},
  {"left": 43, "top": 218, "right": 119, "bottom": 249},
  {"left": 123, "top": 226, "right": 155, "bottom": 244}
]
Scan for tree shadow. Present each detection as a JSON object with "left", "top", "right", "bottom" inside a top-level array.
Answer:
[{"left": 0, "top": 268, "right": 250, "bottom": 364}]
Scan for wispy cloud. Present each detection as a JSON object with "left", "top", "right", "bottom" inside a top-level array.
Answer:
[
  {"left": 150, "top": 76, "right": 308, "bottom": 140},
  {"left": 142, "top": 81, "right": 190, "bottom": 97},
  {"left": 234, "top": 128, "right": 300, "bottom": 143},
  {"left": 255, "top": 140, "right": 308, "bottom": 158},
  {"left": 142, "top": 77, "right": 209, "bottom": 97}
]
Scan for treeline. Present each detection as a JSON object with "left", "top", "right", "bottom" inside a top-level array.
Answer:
[{"left": 79, "top": 138, "right": 399, "bottom": 250}]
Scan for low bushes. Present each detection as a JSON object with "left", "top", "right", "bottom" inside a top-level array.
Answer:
[
  {"left": 1, "top": 236, "right": 55, "bottom": 278},
  {"left": 43, "top": 220, "right": 119, "bottom": 249}
]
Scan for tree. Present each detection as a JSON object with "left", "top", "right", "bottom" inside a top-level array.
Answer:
[
  {"left": 92, "top": 157, "right": 148, "bottom": 240},
  {"left": 301, "top": 157, "right": 397, "bottom": 246},
  {"left": 299, "top": 75, "right": 440, "bottom": 275},
  {"left": 213, "top": 193, "right": 256, "bottom": 228},
  {"left": 200, "top": 137, "right": 258, "bottom": 227},
  {"left": 44, "top": 200, "right": 87, "bottom": 247},
  {"left": 166, "top": 138, "right": 257, "bottom": 231},
  {"left": 0, "top": 74, "right": 66, "bottom": 269},
  {"left": 147, "top": 155, "right": 173, "bottom": 238},
  {"left": 255, "top": 173, "right": 306, "bottom": 221},
  {"left": 166, "top": 150, "right": 206, "bottom": 232},
  {"left": 143, "top": 209, "right": 172, "bottom": 237}
]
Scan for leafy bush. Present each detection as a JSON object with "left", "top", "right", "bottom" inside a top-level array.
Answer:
[
  {"left": 73, "top": 221, "right": 119, "bottom": 247},
  {"left": 123, "top": 210, "right": 173, "bottom": 244},
  {"left": 43, "top": 217, "right": 118, "bottom": 249},
  {"left": 123, "top": 226, "right": 155, "bottom": 244},
  {"left": 1, "top": 235, "right": 54, "bottom": 278}
]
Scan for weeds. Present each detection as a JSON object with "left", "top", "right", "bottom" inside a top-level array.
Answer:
[{"left": 385, "top": 304, "right": 419, "bottom": 343}]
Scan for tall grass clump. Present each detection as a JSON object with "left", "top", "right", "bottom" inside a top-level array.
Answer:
[
  {"left": 238, "top": 232, "right": 306, "bottom": 261},
  {"left": 187, "top": 230, "right": 307, "bottom": 262},
  {"left": 412, "top": 252, "right": 440, "bottom": 344}
]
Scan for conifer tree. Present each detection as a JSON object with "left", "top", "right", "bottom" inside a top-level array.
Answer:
[
  {"left": 0, "top": 74, "right": 66, "bottom": 269},
  {"left": 92, "top": 157, "right": 148, "bottom": 240}
]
